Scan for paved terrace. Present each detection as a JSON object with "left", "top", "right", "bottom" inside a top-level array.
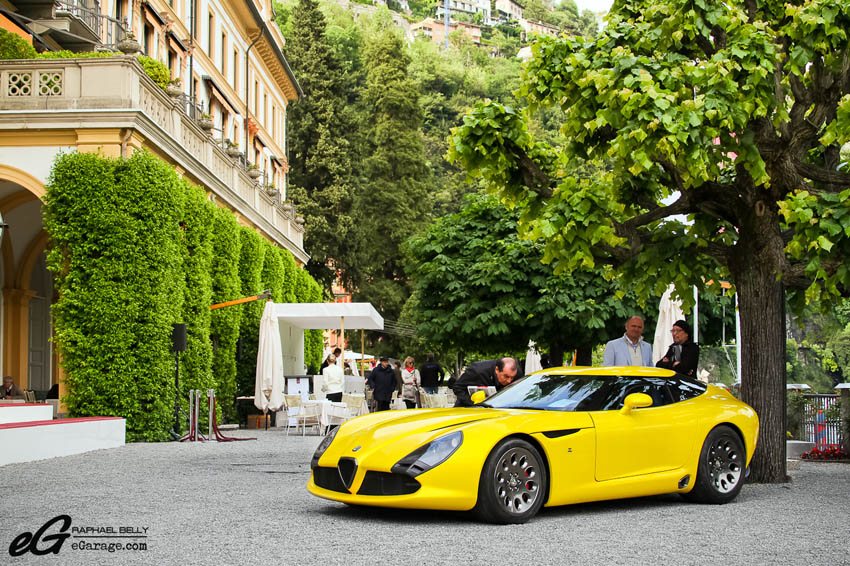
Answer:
[{"left": 2, "top": 429, "right": 848, "bottom": 565}]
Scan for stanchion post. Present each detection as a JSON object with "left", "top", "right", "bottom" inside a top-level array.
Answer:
[{"left": 208, "top": 389, "right": 214, "bottom": 440}]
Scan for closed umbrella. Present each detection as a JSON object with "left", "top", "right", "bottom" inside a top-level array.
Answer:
[
  {"left": 653, "top": 285, "right": 685, "bottom": 365},
  {"left": 525, "top": 341, "right": 542, "bottom": 374},
  {"left": 255, "top": 301, "right": 284, "bottom": 412}
]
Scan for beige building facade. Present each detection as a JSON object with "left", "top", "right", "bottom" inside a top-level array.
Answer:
[{"left": 0, "top": 0, "right": 305, "bottom": 397}]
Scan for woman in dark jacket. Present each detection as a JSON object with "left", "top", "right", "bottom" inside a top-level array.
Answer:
[{"left": 656, "top": 320, "right": 699, "bottom": 376}]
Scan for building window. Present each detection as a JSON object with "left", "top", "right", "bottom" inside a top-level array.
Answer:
[
  {"left": 254, "top": 79, "right": 260, "bottom": 120},
  {"left": 143, "top": 22, "right": 153, "bottom": 56},
  {"left": 232, "top": 48, "right": 239, "bottom": 91},
  {"left": 221, "top": 31, "right": 228, "bottom": 75},
  {"left": 207, "top": 12, "right": 214, "bottom": 58}
]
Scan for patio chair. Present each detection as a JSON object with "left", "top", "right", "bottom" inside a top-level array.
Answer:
[
  {"left": 342, "top": 394, "right": 365, "bottom": 418},
  {"left": 284, "top": 395, "right": 320, "bottom": 436}
]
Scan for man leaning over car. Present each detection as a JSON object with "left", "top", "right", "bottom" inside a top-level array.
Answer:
[{"left": 452, "top": 358, "right": 518, "bottom": 407}]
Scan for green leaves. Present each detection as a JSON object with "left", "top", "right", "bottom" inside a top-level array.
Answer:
[
  {"left": 406, "top": 193, "right": 646, "bottom": 354},
  {"left": 45, "top": 151, "right": 325, "bottom": 438}
]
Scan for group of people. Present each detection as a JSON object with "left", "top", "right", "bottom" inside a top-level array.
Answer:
[
  {"left": 320, "top": 315, "right": 696, "bottom": 414},
  {"left": 365, "top": 353, "right": 446, "bottom": 411},
  {"left": 603, "top": 315, "right": 700, "bottom": 376}
]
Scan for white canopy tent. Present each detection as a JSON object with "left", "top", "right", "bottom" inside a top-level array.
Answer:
[{"left": 269, "top": 302, "right": 383, "bottom": 376}]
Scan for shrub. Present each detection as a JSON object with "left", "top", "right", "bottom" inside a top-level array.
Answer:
[
  {"left": 0, "top": 29, "right": 36, "bottom": 59},
  {"left": 236, "top": 227, "right": 265, "bottom": 396},
  {"left": 45, "top": 151, "right": 184, "bottom": 442},
  {"left": 45, "top": 150, "right": 324, "bottom": 436},
  {"left": 37, "top": 50, "right": 114, "bottom": 59},
  {"left": 136, "top": 54, "right": 171, "bottom": 89},
  {"left": 210, "top": 207, "right": 243, "bottom": 422}
]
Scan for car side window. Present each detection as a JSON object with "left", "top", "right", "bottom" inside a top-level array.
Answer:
[
  {"left": 669, "top": 376, "right": 707, "bottom": 402},
  {"left": 618, "top": 378, "right": 673, "bottom": 408}
]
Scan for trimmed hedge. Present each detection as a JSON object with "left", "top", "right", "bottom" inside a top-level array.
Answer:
[
  {"left": 178, "top": 183, "right": 216, "bottom": 428},
  {"left": 45, "top": 151, "right": 184, "bottom": 442},
  {"left": 45, "top": 150, "right": 323, "bottom": 439},
  {"left": 210, "top": 207, "right": 242, "bottom": 423},
  {"left": 236, "top": 226, "right": 265, "bottom": 396}
]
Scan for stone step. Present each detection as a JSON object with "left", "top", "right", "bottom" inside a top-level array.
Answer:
[
  {"left": 0, "top": 403, "right": 53, "bottom": 424},
  {"left": 0, "top": 417, "right": 125, "bottom": 466}
]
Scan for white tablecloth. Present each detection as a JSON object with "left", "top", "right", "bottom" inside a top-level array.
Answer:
[{"left": 299, "top": 400, "right": 347, "bottom": 428}]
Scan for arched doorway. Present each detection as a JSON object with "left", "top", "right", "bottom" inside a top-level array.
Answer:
[{"left": 0, "top": 165, "right": 51, "bottom": 392}]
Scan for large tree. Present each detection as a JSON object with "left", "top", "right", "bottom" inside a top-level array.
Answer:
[
  {"left": 354, "top": 28, "right": 431, "bottom": 322},
  {"left": 280, "top": 0, "right": 360, "bottom": 290},
  {"left": 449, "top": 0, "right": 850, "bottom": 482},
  {"left": 407, "top": 193, "right": 650, "bottom": 364}
]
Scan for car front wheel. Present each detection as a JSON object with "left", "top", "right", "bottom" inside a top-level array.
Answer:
[
  {"left": 475, "top": 438, "right": 548, "bottom": 524},
  {"left": 685, "top": 425, "right": 745, "bottom": 504}
]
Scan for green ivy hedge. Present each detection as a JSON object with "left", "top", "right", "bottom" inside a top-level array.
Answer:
[
  {"left": 45, "top": 150, "right": 323, "bottom": 440},
  {"left": 45, "top": 151, "right": 184, "bottom": 441},
  {"left": 236, "top": 227, "right": 265, "bottom": 396}
]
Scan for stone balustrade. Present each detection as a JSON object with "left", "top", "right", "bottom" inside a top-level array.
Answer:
[{"left": 0, "top": 55, "right": 304, "bottom": 260}]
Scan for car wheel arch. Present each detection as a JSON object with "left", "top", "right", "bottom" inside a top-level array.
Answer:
[
  {"left": 476, "top": 433, "right": 552, "bottom": 507},
  {"left": 714, "top": 422, "right": 747, "bottom": 455}
]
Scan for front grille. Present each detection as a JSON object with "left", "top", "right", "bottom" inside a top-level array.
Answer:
[
  {"left": 338, "top": 458, "right": 357, "bottom": 489},
  {"left": 357, "top": 471, "right": 421, "bottom": 496},
  {"left": 313, "top": 466, "right": 349, "bottom": 493}
]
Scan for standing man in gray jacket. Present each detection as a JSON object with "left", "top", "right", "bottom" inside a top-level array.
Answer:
[{"left": 602, "top": 316, "right": 653, "bottom": 366}]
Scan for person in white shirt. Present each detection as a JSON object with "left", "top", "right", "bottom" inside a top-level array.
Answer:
[
  {"left": 602, "top": 316, "right": 653, "bottom": 366},
  {"left": 322, "top": 354, "right": 345, "bottom": 402}
]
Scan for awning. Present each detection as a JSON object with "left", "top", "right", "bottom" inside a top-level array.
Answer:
[
  {"left": 272, "top": 302, "right": 383, "bottom": 330},
  {"left": 202, "top": 75, "right": 240, "bottom": 117}
]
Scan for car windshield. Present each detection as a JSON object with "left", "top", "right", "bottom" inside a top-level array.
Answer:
[{"left": 484, "top": 372, "right": 706, "bottom": 412}]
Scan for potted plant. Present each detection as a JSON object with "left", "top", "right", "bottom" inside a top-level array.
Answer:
[
  {"left": 197, "top": 113, "right": 213, "bottom": 131},
  {"left": 165, "top": 79, "right": 183, "bottom": 98},
  {"left": 225, "top": 140, "right": 242, "bottom": 158},
  {"left": 246, "top": 164, "right": 262, "bottom": 179},
  {"left": 117, "top": 32, "right": 141, "bottom": 54},
  {"left": 265, "top": 184, "right": 277, "bottom": 197}
]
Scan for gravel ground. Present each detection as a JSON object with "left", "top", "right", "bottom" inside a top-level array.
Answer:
[{"left": 2, "top": 429, "right": 849, "bottom": 565}]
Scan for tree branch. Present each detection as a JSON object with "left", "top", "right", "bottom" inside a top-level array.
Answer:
[
  {"left": 508, "top": 142, "right": 555, "bottom": 199},
  {"left": 794, "top": 161, "right": 850, "bottom": 191}
]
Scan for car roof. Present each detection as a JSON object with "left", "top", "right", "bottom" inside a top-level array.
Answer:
[{"left": 534, "top": 366, "right": 679, "bottom": 379}]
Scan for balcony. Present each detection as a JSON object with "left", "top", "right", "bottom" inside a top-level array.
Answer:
[{"left": 0, "top": 56, "right": 305, "bottom": 258}]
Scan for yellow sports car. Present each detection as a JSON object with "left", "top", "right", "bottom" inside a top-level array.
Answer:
[{"left": 307, "top": 366, "right": 759, "bottom": 523}]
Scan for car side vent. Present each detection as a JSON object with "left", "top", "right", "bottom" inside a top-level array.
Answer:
[{"left": 678, "top": 475, "right": 690, "bottom": 489}]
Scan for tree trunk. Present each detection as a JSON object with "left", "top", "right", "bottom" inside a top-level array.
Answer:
[
  {"left": 732, "top": 209, "right": 788, "bottom": 483},
  {"left": 549, "top": 343, "right": 565, "bottom": 368}
]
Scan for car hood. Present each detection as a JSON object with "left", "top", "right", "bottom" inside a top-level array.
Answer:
[{"left": 319, "top": 408, "right": 594, "bottom": 469}]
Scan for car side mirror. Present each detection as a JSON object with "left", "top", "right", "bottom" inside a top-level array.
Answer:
[
  {"left": 470, "top": 390, "right": 487, "bottom": 405},
  {"left": 620, "top": 392, "right": 653, "bottom": 415}
]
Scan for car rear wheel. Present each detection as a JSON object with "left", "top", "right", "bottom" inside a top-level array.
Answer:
[
  {"left": 475, "top": 438, "right": 548, "bottom": 524},
  {"left": 685, "top": 425, "right": 745, "bottom": 504}
]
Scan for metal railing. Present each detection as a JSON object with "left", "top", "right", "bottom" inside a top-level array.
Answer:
[
  {"left": 801, "top": 394, "right": 841, "bottom": 448},
  {"left": 53, "top": 0, "right": 129, "bottom": 48}
]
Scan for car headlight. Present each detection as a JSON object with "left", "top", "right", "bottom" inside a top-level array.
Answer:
[
  {"left": 311, "top": 426, "right": 339, "bottom": 469},
  {"left": 391, "top": 431, "right": 463, "bottom": 477}
]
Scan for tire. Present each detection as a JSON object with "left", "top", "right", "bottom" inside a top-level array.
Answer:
[
  {"left": 684, "top": 425, "right": 746, "bottom": 504},
  {"left": 475, "top": 438, "right": 548, "bottom": 524}
]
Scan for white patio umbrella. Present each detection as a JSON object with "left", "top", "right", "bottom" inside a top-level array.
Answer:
[
  {"left": 653, "top": 285, "right": 685, "bottom": 364},
  {"left": 525, "top": 341, "right": 542, "bottom": 374},
  {"left": 255, "top": 301, "right": 284, "bottom": 412}
]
